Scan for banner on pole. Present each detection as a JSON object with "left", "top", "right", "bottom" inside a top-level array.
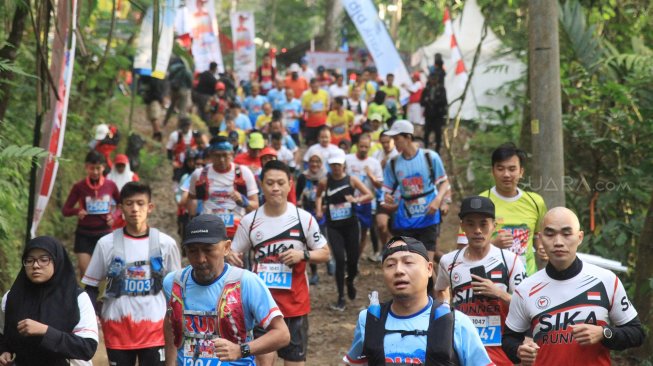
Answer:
[
  {"left": 230, "top": 11, "right": 256, "bottom": 82},
  {"left": 187, "top": 0, "right": 225, "bottom": 73},
  {"left": 134, "top": 0, "right": 177, "bottom": 79},
  {"left": 342, "top": 0, "right": 410, "bottom": 102},
  {"left": 31, "top": 0, "right": 78, "bottom": 238}
]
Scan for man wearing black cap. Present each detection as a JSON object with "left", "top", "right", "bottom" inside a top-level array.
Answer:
[
  {"left": 344, "top": 236, "right": 491, "bottom": 365},
  {"left": 163, "top": 215, "right": 290, "bottom": 365},
  {"left": 435, "top": 196, "right": 526, "bottom": 365}
]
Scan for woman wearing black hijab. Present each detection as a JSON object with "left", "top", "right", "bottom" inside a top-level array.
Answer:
[{"left": 0, "top": 236, "right": 98, "bottom": 365}]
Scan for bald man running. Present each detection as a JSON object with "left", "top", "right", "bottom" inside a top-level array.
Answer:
[{"left": 502, "top": 207, "right": 644, "bottom": 365}]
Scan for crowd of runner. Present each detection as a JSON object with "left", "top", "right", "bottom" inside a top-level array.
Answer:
[{"left": 0, "top": 56, "right": 645, "bottom": 366}]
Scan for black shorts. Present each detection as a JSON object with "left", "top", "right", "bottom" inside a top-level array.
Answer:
[
  {"left": 254, "top": 314, "right": 308, "bottom": 361},
  {"left": 391, "top": 223, "right": 440, "bottom": 252},
  {"left": 74, "top": 231, "right": 109, "bottom": 255},
  {"left": 303, "top": 126, "right": 323, "bottom": 145},
  {"left": 106, "top": 346, "right": 164, "bottom": 366}
]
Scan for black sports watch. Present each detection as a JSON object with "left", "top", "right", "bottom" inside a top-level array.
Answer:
[
  {"left": 602, "top": 326, "right": 613, "bottom": 340},
  {"left": 240, "top": 343, "right": 251, "bottom": 358},
  {"left": 303, "top": 250, "right": 311, "bottom": 261}
]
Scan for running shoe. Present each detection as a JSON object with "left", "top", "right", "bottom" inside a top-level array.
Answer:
[
  {"left": 309, "top": 273, "right": 319, "bottom": 285},
  {"left": 327, "top": 260, "right": 335, "bottom": 276},
  {"left": 367, "top": 252, "right": 382, "bottom": 263},
  {"left": 330, "top": 298, "right": 346, "bottom": 312}
]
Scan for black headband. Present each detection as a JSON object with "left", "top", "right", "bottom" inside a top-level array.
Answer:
[{"left": 382, "top": 236, "right": 430, "bottom": 263}]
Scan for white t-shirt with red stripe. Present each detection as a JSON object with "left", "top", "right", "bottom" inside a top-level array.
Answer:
[
  {"left": 435, "top": 245, "right": 525, "bottom": 366},
  {"left": 81, "top": 230, "right": 181, "bottom": 350},
  {"left": 505, "top": 260, "right": 638, "bottom": 366}
]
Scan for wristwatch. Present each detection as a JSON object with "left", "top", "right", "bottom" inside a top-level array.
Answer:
[
  {"left": 602, "top": 326, "right": 613, "bottom": 340},
  {"left": 240, "top": 343, "right": 251, "bottom": 358},
  {"left": 303, "top": 250, "right": 311, "bottom": 261}
]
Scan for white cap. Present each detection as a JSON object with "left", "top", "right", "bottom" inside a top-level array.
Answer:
[
  {"left": 289, "top": 63, "right": 301, "bottom": 73},
  {"left": 383, "top": 119, "right": 414, "bottom": 136},
  {"left": 95, "top": 124, "right": 110, "bottom": 140},
  {"left": 328, "top": 149, "right": 347, "bottom": 165}
]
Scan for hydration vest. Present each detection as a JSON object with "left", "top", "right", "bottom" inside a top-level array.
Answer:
[
  {"left": 362, "top": 299, "right": 460, "bottom": 366},
  {"left": 172, "top": 130, "right": 200, "bottom": 165},
  {"left": 168, "top": 266, "right": 248, "bottom": 350},
  {"left": 389, "top": 150, "right": 437, "bottom": 218},
  {"left": 104, "top": 228, "right": 165, "bottom": 298},
  {"left": 195, "top": 164, "right": 249, "bottom": 201}
]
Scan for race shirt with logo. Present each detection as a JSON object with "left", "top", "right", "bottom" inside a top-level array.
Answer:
[
  {"left": 163, "top": 264, "right": 282, "bottom": 366},
  {"left": 188, "top": 163, "right": 259, "bottom": 226},
  {"left": 243, "top": 95, "right": 268, "bottom": 124},
  {"left": 232, "top": 204, "right": 327, "bottom": 317},
  {"left": 457, "top": 187, "right": 547, "bottom": 275},
  {"left": 281, "top": 98, "right": 303, "bottom": 134},
  {"left": 327, "top": 110, "right": 355, "bottom": 143},
  {"left": 382, "top": 149, "right": 447, "bottom": 230},
  {"left": 345, "top": 154, "right": 382, "bottom": 204},
  {"left": 344, "top": 298, "right": 493, "bottom": 365},
  {"left": 505, "top": 261, "right": 638, "bottom": 366},
  {"left": 435, "top": 246, "right": 526, "bottom": 365},
  {"left": 301, "top": 89, "right": 330, "bottom": 127},
  {"left": 267, "top": 88, "right": 286, "bottom": 110},
  {"left": 82, "top": 230, "right": 181, "bottom": 350}
]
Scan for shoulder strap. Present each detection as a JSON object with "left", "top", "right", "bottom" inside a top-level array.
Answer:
[
  {"left": 448, "top": 249, "right": 464, "bottom": 305},
  {"left": 523, "top": 190, "right": 540, "bottom": 214},
  {"left": 113, "top": 228, "right": 126, "bottom": 261},
  {"left": 390, "top": 156, "right": 399, "bottom": 193},
  {"left": 362, "top": 301, "right": 393, "bottom": 366},
  {"left": 424, "top": 150, "right": 436, "bottom": 187},
  {"left": 148, "top": 228, "right": 162, "bottom": 258},
  {"left": 499, "top": 249, "right": 510, "bottom": 288},
  {"left": 224, "top": 265, "right": 245, "bottom": 284},
  {"left": 296, "top": 205, "right": 307, "bottom": 243},
  {"left": 247, "top": 208, "right": 260, "bottom": 243}
]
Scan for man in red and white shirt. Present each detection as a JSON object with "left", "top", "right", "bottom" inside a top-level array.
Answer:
[{"left": 229, "top": 161, "right": 330, "bottom": 366}]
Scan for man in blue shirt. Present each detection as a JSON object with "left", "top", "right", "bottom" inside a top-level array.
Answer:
[
  {"left": 382, "top": 120, "right": 451, "bottom": 263},
  {"left": 163, "top": 215, "right": 290, "bottom": 365},
  {"left": 243, "top": 84, "right": 268, "bottom": 125},
  {"left": 266, "top": 78, "right": 286, "bottom": 111},
  {"left": 343, "top": 236, "right": 492, "bottom": 365},
  {"left": 280, "top": 87, "right": 303, "bottom": 145}
]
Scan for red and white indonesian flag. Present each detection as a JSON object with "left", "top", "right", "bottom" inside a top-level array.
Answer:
[
  {"left": 490, "top": 270, "right": 502, "bottom": 279},
  {"left": 587, "top": 292, "right": 601, "bottom": 301},
  {"left": 443, "top": 8, "right": 468, "bottom": 88},
  {"left": 31, "top": 0, "right": 78, "bottom": 237}
]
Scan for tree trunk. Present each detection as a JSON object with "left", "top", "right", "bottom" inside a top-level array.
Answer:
[
  {"left": 632, "top": 191, "right": 653, "bottom": 359},
  {"left": 318, "top": 0, "right": 343, "bottom": 51},
  {"left": 0, "top": 2, "right": 30, "bottom": 124}
]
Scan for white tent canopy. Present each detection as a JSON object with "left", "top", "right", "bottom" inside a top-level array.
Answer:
[{"left": 411, "top": 0, "right": 525, "bottom": 122}]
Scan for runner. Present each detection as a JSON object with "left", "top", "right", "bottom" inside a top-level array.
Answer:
[
  {"left": 221, "top": 102, "right": 253, "bottom": 132},
  {"left": 82, "top": 182, "right": 181, "bottom": 365},
  {"left": 404, "top": 71, "right": 425, "bottom": 126},
  {"left": 457, "top": 143, "right": 547, "bottom": 275},
  {"left": 257, "top": 54, "right": 277, "bottom": 95},
  {"left": 502, "top": 207, "right": 645, "bottom": 365},
  {"left": 301, "top": 78, "right": 330, "bottom": 146},
  {"left": 382, "top": 120, "right": 450, "bottom": 263},
  {"left": 281, "top": 86, "right": 303, "bottom": 145},
  {"left": 234, "top": 131, "right": 266, "bottom": 175},
  {"left": 328, "top": 73, "right": 349, "bottom": 99},
  {"left": 208, "top": 82, "right": 230, "bottom": 136},
  {"left": 345, "top": 134, "right": 383, "bottom": 260},
  {"left": 343, "top": 236, "right": 492, "bottom": 365},
  {"left": 107, "top": 154, "right": 140, "bottom": 192},
  {"left": 367, "top": 90, "right": 392, "bottom": 125},
  {"left": 166, "top": 117, "right": 207, "bottom": 182},
  {"left": 267, "top": 78, "right": 286, "bottom": 110},
  {"left": 285, "top": 64, "right": 309, "bottom": 105},
  {"left": 270, "top": 132, "right": 297, "bottom": 171},
  {"left": 62, "top": 150, "right": 120, "bottom": 276},
  {"left": 371, "top": 131, "right": 400, "bottom": 260},
  {"left": 349, "top": 70, "right": 375, "bottom": 103},
  {"left": 189, "top": 136, "right": 259, "bottom": 239},
  {"left": 193, "top": 62, "right": 218, "bottom": 125},
  {"left": 218, "top": 113, "right": 247, "bottom": 147},
  {"left": 298, "top": 57, "right": 315, "bottom": 81},
  {"left": 380, "top": 73, "right": 401, "bottom": 120},
  {"left": 435, "top": 196, "right": 526, "bottom": 365},
  {"left": 163, "top": 215, "right": 290, "bottom": 365},
  {"left": 327, "top": 96, "right": 354, "bottom": 145},
  {"left": 255, "top": 102, "right": 274, "bottom": 130},
  {"left": 315, "top": 149, "right": 373, "bottom": 311},
  {"left": 421, "top": 72, "right": 448, "bottom": 152},
  {"left": 229, "top": 161, "right": 330, "bottom": 366},
  {"left": 243, "top": 83, "right": 268, "bottom": 125},
  {"left": 347, "top": 85, "right": 368, "bottom": 138},
  {"left": 164, "top": 56, "right": 193, "bottom": 125},
  {"left": 296, "top": 151, "right": 328, "bottom": 285},
  {"left": 303, "top": 127, "right": 341, "bottom": 171}
]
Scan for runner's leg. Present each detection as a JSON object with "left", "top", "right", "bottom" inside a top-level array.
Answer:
[
  {"left": 328, "top": 227, "right": 346, "bottom": 300},
  {"left": 136, "top": 346, "right": 165, "bottom": 366},
  {"left": 106, "top": 348, "right": 137, "bottom": 366},
  {"left": 345, "top": 222, "right": 361, "bottom": 300}
]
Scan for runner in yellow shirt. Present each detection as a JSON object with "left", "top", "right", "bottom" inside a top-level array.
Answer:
[
  {"left": 255, "top": 102, "right": 273, "bottom": 130},
  {"left": 327, "top": 97, "right": 354, "bottom": 145}
]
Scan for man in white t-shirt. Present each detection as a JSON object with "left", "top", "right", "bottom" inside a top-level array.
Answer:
[
  {"left": 82, "top": 182, "right": 181, "bottom": 365},
  {"left": 345, "top": 134, "right": 383, "bottom": 260},
  {"left": 302, "top": 127, "right": 342, "bottom": 171},
  {"left": 372, "top": 132, "right": 399, "bottom": 169},
  {"left": 328, "top": 74, "right": 349, "bottom": 100},
  {"left": 189, "top": 136, "right": 260, "bottom": 239},
  {"left": 165, "top": 117, "right": 208, "bottom": 182},
  {"left": 229, "top": 160, "right": 330, "bottom": 366}
]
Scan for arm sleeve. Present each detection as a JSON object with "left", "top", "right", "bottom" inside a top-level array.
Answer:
[
  {"left": 231, "top": 216, "right": 251, "bottom": 253},
  {"left": 431, "top": 152, "right": 447, "bottom": 185},
  {"left": 608, "top": 276, "right": 639, "bottom": 325},
  {"left": 601, "top": 316, "right": 645, "bottom": 351},
  {"left": 84, "top": 286, "right": 100, "bottom": 315},
  {"left": 303, "top": 211, "right": 327, "bottom": 250},
  {"left": 501, "top": 325, "right": 526, "bottom": 364},
  {"left": 62, "top": 184, "right": 81, "bottom": 217},
  {"left": 505, "top": 289, "right": 531, "bottom": 332},
  {"left": 39, "top": 292, "right": 99, "bottom": 361},
  {"left": 343, "top": 310, "right": 368, "bottom": 365}
]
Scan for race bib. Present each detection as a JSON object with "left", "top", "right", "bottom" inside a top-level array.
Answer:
[
  {"left": 405, "top": 197, "right": 428, "bottom": 217},
  {"left": 332, "top": 124, "right": 346, "bottom": 135},
  {"left": 123, "top": 264, "right": 152, "bottom": 295},
  {"left": 252, "top": 105, "right": 261, "bottom": 113},
  {"left": 261, "top": 81, "right": 273, "bottom": 90},
  {"left": 311, "top": 101, "right": 324, "bottom": 112},
  {"left": 216, "top": 212, "right": 235, "bottom": 228},
  {"left": 329, "top": 202, "right": 352, "bottom": 221},
  {"left": 468, "top": 315, "right": 502, "bottom": 346},
  {"left": 257, "top": 262, "right": 293, "bottom": 290},
  {"left": 86, "top": 195, "right": 111, "bottom": 215},
  {"left": 182, "top": 338, "right": 219, "bottom": 366}
]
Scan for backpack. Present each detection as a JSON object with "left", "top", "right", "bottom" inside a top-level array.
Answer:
[{"left": 194, "top": 164, "right": 248, "bottom": 201}]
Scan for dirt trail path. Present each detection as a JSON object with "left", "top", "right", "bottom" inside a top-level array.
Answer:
[{"left": 92, "top": 107, "right": 461, "bottom": 365}]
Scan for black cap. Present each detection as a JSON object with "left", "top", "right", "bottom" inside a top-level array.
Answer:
[
  {"left": 458, "top": 196, "right": 495, "bottom": 219},
  {"left": 182, "top": 215, "right": 229, "bottom": 246},
  {"left": 382, "top": 236, "right": 430, "bottom": 263}
]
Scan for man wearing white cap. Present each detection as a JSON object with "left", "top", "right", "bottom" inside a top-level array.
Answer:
[{"left": 382, "top": 120, "right": 450, "bottom": 264}]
